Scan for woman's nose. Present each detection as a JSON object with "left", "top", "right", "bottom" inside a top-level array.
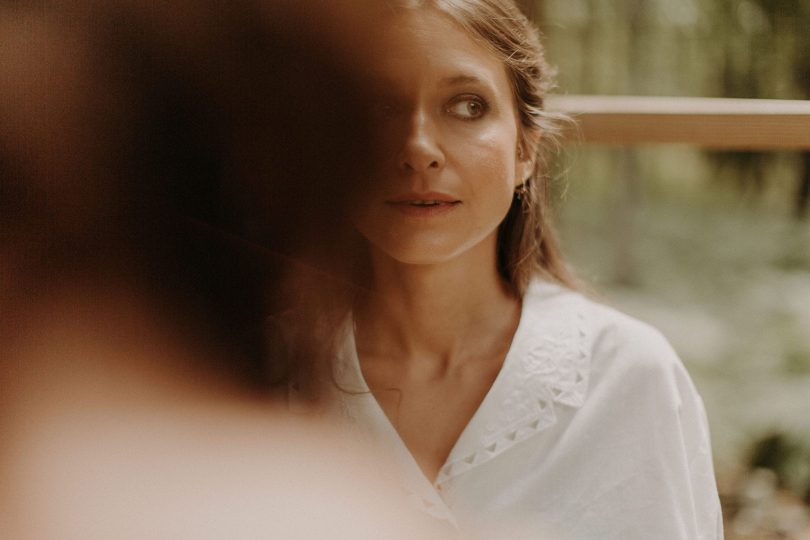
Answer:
[{"left": 397, "top": 110, "right": 445, "bottom": 173}]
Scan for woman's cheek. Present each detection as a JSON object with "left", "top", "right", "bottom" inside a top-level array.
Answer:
[
  {"left": 461, "top": 144, "right": 516, "bottom": 201},
  {"left": 457, "top": 124, "right": 517, "bottom": 176}
]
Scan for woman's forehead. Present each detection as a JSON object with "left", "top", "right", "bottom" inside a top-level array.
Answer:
[
  {"left": 371, "top": 8, "right": 509, "bottom": 91},
  {"left": 380, "top": 7, "right": 488, "bottom": 56}
]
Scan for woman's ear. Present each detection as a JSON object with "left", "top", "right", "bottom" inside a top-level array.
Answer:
[{"left": 515, "top": 130, "right": 541, "bottom": 187}]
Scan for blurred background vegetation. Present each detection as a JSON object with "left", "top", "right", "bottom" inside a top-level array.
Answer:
[{"left": 523, "top": 0, "right": 810, "bottom": 537}]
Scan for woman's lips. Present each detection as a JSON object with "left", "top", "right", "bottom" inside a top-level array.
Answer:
[{"left": 384, "top": 192, "right": 461, "bottom": 217}]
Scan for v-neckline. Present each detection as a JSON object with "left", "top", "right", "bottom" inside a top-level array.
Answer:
[
  {"left": 318, "top": 279, "right": 591, "bottom": 523},
  {"left": 339, "top": 295, "right": 531, "bottom": 490}
]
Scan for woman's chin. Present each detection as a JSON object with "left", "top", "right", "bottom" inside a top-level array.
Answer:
[
  {"left": 356, "top": 223, "right": 501, "bottom": 269},
  {"left": 374, "top": 246, "right": 456, "bottom": 266},
  {"left": 366, "top": 236, "right": 485, "bottom": 268}
]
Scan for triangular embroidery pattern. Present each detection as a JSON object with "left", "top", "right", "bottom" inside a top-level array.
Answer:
[{"left": 436, "top": 294, "right": 591, "bottom": 486}]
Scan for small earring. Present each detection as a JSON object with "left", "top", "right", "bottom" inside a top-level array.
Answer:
[{"left": 515, "top": 182, "right": 529, "bottom": 200}]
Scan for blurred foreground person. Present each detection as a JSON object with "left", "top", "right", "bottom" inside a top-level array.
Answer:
[{"left": 0, "top": 1, "right": 447, "bottom": 537}]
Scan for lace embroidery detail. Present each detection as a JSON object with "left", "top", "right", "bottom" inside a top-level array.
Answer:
[{"left": 436, "top": 300, "right": 590, "bottom": 485}]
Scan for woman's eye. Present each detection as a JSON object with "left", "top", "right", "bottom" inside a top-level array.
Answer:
[{"left": 446, "top": 97, "right": 487, "bottom": 120}]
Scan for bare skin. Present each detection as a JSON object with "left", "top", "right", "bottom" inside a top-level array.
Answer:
[
  {"left": 351, "top": 7, "right": 534, "bottom": 483},
  {"left": 354, "top": 234, "right": 521, "bottom": 482}
]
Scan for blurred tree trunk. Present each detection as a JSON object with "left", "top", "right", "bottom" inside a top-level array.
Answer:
[
  {"left": 534, "top": 0, "right": 544, "bottom": 21},
  {"left": 581, "top": 0, "right": 597, "bottom": 91},
  {"left": 613, "top": 149, "right": 641, "bottom": 286},
  {"left": 516, "top": 0, "right": 538, "bottom": 20},
  {"left": 609, "top": 0, "right": 645, "bottom": 287},
  {"left": 795, "top": 58, "right": 810, "bottom": 220},
  {"left": 797, "top": 155, "right": 810, "bottom": 220}
]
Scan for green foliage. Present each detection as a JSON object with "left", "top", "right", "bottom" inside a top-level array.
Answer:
[
  {"left": 539, "top": 0, "right": 810, "bottom": 218},
  {"left": 784, "top": 349, "right": 810, "bottom": 375},
  {"left": 554, "top": 145, "right": 810, "bottom": 472},
  {"left": 540, "top": 0, "right": 810, "bottom": 99}
]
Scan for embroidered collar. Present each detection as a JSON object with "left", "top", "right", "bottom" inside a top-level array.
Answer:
[
  {"left": 331, "top": 280, "right": 592, "bottom": 489},
  {"left": 435, "top": 280, "right": 590, "bottom": 484}
]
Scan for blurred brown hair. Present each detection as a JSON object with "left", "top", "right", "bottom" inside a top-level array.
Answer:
[{"left": 0, "top": 0, "right": 378, "bottom": 392}]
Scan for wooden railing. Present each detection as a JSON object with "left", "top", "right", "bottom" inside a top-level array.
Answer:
[{"left": 546, "top": 95, "right": 810, "bottom": 150}]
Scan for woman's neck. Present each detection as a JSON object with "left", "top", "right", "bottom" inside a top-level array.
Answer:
[{"left": 354, "top": 234, "right": 520, "bottom": 369}]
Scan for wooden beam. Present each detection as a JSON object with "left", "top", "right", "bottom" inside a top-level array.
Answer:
[{"left": 546, "top": 95, "right": 810, "bottom": 149}]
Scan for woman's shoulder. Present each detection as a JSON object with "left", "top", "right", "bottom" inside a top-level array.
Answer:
[
  {"left": 525, "top": 278, "right": 674, "bottom": 351},
  {"left": 523, "top": 279, "right": 694, "bottom": 403},
  {"left": 519, "top": 281, "right": 721, "bottom": 540}
]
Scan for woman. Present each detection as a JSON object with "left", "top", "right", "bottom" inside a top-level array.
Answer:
[{"left": 283, "top": 1, "right": 723, "bottom": 538}]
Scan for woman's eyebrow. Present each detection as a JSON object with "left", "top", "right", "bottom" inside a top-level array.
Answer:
[{"left": 440, "top": 74, "right": 484, "bottom": 86}]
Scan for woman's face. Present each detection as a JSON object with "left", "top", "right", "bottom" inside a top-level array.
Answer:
[{"left": 352, "top": 7, "right": 534, "bottom": 267}]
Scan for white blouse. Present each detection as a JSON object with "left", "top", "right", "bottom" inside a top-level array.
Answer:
[{"left": 301, "top": 280, "right": 724, "bottom": 539}]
